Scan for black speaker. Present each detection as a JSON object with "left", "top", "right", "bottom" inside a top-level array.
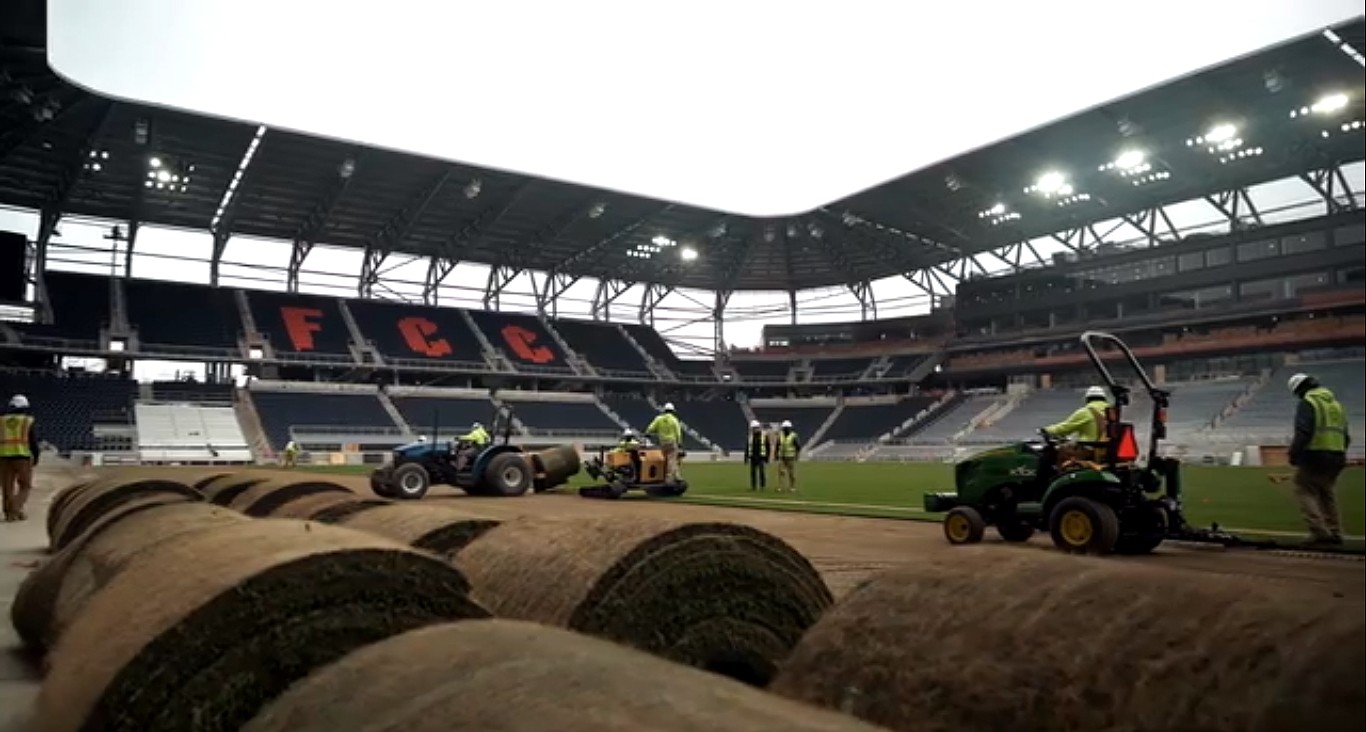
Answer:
[{"left": 0, "top": 231, "right": 26, "bottom": 303}]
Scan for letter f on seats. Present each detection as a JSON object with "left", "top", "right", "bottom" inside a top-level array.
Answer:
[{"left": 281, "top": 307, "right": 324, "bottom": 351}]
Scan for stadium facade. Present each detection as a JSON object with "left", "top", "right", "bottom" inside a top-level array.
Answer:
[{"left": 1, "top": 6, "right": 1363, "bottom": 468}]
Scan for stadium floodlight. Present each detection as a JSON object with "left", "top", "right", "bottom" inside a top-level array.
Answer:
[
  {"left": 977, "top": 202, "right": 1020, "bottom": 226},
  {"left": 1218, "top": 146, "right": 1264, "bottom": 165},
  {"left": 1099, "top": 148, "right": 1155, "bottom": 178},
  {"left": 149, "top": 156, "right": 162, "bottom": 169},
  {"left": 156, "top": 169, "right": 172, "bottom": 183},
  {"left": 1312, "top": 92, "right": 1349, "bottom": 115},
  {"left": 652, "top": 234, "right": 676, "bottom": 248},
  {"left": 1187, "top": 122, "right": 1243, "bottom": 154},
  {"left": 1024, "top": 170, "right": 1073, "bottom": 197},
  {"left": 680, "top": 246, "right": 699, "bottom": 262}
]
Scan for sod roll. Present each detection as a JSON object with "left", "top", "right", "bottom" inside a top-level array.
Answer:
[
  {"left": 453, "top": 516, "right": 833, "bottom": 686},
  {"left": 309, "top": 498, "right": 392, "bottom": 524},
  {"left": 12, "top": 494, "right": 224, "bottom": 653},
  {"left": 38, "top": 519, "right": 490, "bottom": 732},
  {"left": 48, "top": 503, "right": 250, "bottom": 650},
  {"left": 337, "top": 503, "right": 500, "bottom": 555},
  {"left": 529, "top": 444, "right": 581, "bottom": 489},
  {"left": 770, "top": 551, "right": 1366, "bottom": 732},
  {"left": 46, "top": 479, "right": 93, "bottom": 539},
  {"left": 265, "top": 491, "right": 366, "bottom": 520},
  {"left": 227, "top": 477, "right": 353, "bottom": 517},
  {"left": 241, "top": 619, "right": 888, "bottom": 732},
  {"left": 49, "top": 476, "right": 203, "bottom": 551},
  {"left": 199, "top": 472, "right": 276, "bottom": 505}
]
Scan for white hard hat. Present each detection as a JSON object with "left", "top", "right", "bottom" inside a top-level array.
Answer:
[
  {"left": 472, "top": 422, "right": 483, "bottom": 429},
  {"left": 663, "top": 402, "right": 675, "bottom": 412},
  {"left": 7, "top": 394, "right": 28, "bottom": 409},
  {"left": 417, "top": 436, "right": 428, "bottom": 443},
  {"left": 622, "top": 428, "right": 636, "bottom": 437},
  {"left": 749, "top": 419, "right": 761, "bottom": 429},
  {"left": 781, "top": 420, "right": 793, "bottom": 429},
  {"left": 1084, "top": 386, "right": 1107, "bottom": 400},
  {"left": 1288, "top": 373, "right": 1311, "bottom": 394}
]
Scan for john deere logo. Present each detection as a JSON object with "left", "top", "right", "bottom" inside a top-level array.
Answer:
[{"left": 1010, "top": 466, "right": 1036, "bottom": 478}]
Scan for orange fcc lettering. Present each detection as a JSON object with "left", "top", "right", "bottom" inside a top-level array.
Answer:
[
  {"left": 500, "top": 324, "right": 555, "bottom": 364},
  {"left": 398, "top": 317, "right": 453, "bottom": 358},
  {"left": 281, "top": 307, "right": 325, "bottom": 351}
]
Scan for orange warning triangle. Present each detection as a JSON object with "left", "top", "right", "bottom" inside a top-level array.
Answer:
[{"left": 1116, "top": 424, "right": 1140, "bottom": 462}]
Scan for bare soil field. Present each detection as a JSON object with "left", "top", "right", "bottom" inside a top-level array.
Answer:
[{"left": 2, "top": 465, "right": 1361, "bottom": 732}]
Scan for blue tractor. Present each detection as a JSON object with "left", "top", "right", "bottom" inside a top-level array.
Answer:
[{"left": 369, "top": 405, "right": 580, "bottom": 499}]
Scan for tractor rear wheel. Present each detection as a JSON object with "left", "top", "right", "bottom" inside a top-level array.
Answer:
[
  {"left": 484, "top": 453, "right": 534, "bottom": 497},
  {"left": 996, "top": 520, "right": 1035, "bottom": 543},
  {"left": 1115, "top": 504, "right": 1168, "bottom": 555},
  {"left": 1048, "top": 496, "right": 1120, "bottom": 555},
  {"left": 390, "top": 463, "right": 431, "bottom": 500},
  {"left": 943, "top": 506, "right": 986, "bottom": 545}
]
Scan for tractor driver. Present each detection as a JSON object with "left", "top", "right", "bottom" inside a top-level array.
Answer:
[
  {"left": 1041, "top": 386, "right": 1111, "bottom": 464},
  {"left": 614, "top": 428, "right": 644, "bottom": 480},
  {"left": 453, "top": 421, "right": 491, "bottom": 472}
]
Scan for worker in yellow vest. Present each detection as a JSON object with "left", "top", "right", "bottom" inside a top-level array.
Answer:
[
  {"left": 646, "top": 402, "right": 683, "bottom": 484},
  {"left": 282, "top": 440, "right": 300, "bottom": 468},
  {"left": 1288, "top": 373, "right": 1350, "bottom": 547},
  {"left": 454, "top": 422, "right": 492, "bottom": 472},
  {"left": 1, "top": 394, "right": 41, "bottom": 522},
  {"left": 775, "top": 420, "right": 801, "bottom": 493},
  {"left": 1043, "top": 386, "right": 1111, "bottom": 463}
]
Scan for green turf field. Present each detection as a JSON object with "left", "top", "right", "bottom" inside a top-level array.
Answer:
[{"left": 303, "top": 461, "right": 1365, "bottom": 540}]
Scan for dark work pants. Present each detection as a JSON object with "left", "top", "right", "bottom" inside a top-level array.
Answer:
[{"left": 749, "top": 460, "right": 766, "bottom": 489}]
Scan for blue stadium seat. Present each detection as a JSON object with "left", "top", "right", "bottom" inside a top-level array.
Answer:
[
  {"left": 248, "top": 291, "right": 353, "bottom": 358},
  {"left": 348, "top": 300, "right": 485, "bottom": 365},
  {"left": 821, "top": 397, "right": 936, "bottom": 442},
  {"left": 150, "top": 381, "right": 235, "bottom": 404},
  {"left": 0, "top": 371, "right": 136, "bottom": 451},
  {"left": 672, "top": 399, "right": 746, "bottom": 450},
  {"left": 507, "top": 400, "right": 618, "bottom": 434},
  {"left": 466, "top": 311, "right": 570, "bottom": 372},
  {"left": 18, "top": 271, "right": 111, "bottom": 343},
  {"left": 671, "top": 359, "right": 718, "bottom": 379},
  {"left": 126, "top": 279, "right": 241, "bottom": 350},
  {"left": 809, "top": 357, "right": 872, "bottom": 380},
  {"left": 388, "top": 395, "right": 495, "bottom": 437},
  {"left": 750, "top": 405, "right": 836, "bottom": 441},
  {"left": 883, "top": 354, "right": 927, "bottom": 378},
  {"left": 552, "top": 319, "right": 652, "bottom": 375},
  {"left": 250, "top": 390, "right": 396, "bottom": 449},
  {"left": 621, "top": 324, "right": 678, "bottom": 364},
  {"left": 730, "top": 360, "right": 794, "bottom": 382}
]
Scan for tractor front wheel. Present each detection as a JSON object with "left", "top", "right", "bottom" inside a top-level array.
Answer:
[
  {"left": 1048, "top": 496, "right": 1120, "bottom": 555},
  {"left": 943, "top": 506, "right": 986, "bottom": 545},
  {"left": 390, "top": 463, "right": 431, "bottom": 500}
]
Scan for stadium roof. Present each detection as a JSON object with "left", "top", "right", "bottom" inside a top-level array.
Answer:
[{"left": 2, "top": 3, "right": 1363, "bottom": 293}]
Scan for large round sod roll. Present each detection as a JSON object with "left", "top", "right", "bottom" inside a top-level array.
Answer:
[
  {"left": 453, "top": 516, "right": 833, "bottom": 686},
  {"left": 770, "top": 551, "right": 1366, "bottom": 732},
  {"left": 46, "top": 467, "right": 227, "bottom": 544},
  {"left": 49, "top": 475, "right": 203, "bottom": 551},
  {"left": 241, "top": 619, "right": 887, "bottom": 732},
  {"left": 337, "top": 503, "right": 500, "bottom": 555},
  {"left": 37, "top": 520, "right": 490, "bottom": 732},
  {"left": 199, "top": 471, "right": 280, "bottom": 505},
  {"left": 309, "top": 498, "right": 392, "bottom": 524},
  {"left": 227, "top": 476, "right": 353, "bottom": 517},
  {"left": 265, "top": 490, "right": 366, "bottom": 520},
  {"left": 12, "top": 498, "right": 239, "bottom": 652}
]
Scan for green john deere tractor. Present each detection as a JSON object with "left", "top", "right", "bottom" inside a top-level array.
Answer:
[{"left": 924, "top": 330, "right": 1273, "bottom": 556}]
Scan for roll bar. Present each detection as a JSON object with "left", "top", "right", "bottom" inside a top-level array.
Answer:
[{"left": 1079, "top": 330, "right": 1170, "bottom": 460}]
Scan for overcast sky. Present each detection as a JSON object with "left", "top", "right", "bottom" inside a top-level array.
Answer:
[{"left": 47, "top": 0, "right": 1364, "bottom": 215}]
